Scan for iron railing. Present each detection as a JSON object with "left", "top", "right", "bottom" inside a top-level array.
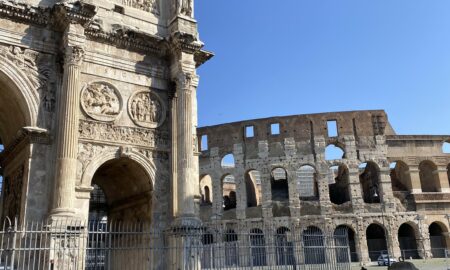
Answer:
[{"left": 0, "top": 219, "right": 352, "bottom": 270}]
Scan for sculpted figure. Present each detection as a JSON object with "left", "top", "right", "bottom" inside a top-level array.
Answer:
[
  {"left": 177, "top": 0, "right": 193, "bottom": 17},
  {"left": 128, "top": 91, "right": 165, "bottom": 128},
  {"left": 81, "top": 82, "right": 122, "bottom": 121}
]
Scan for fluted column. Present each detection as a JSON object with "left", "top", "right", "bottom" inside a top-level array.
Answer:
[{"left": 51, "top": 24, "right": 85, "bottom": 217}]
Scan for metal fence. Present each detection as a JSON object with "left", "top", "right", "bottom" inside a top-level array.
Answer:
[{"left": 0, "top": 219, "right": 352, "bottom": 270}]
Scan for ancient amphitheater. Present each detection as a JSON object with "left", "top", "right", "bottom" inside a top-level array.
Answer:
[{"left": 198, "top": 110, "right": 450, "bottom": 263}]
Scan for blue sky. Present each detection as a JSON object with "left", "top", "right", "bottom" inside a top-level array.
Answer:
[{"left": 195, "top": 1, "right": 450, "bottom": 135}]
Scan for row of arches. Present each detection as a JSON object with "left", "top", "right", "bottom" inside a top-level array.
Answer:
[{"left": 201, "top": 221, "right": 450, "bottom": 267}]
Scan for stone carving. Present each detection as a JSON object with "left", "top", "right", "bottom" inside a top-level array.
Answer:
[
  {"left": 65, "top": 46, "right": 84, "bottom": 66},
  {"left": 175, "top": 0, "right": 193, "bottom": 17},
  {"left": 81, "top": 82, "right": 122, "bottom": 122},
  {"left": 79, "top": 120, "right": 169, "bottom": 148},
  {"left": 120, "top": 0, "right": 160, "bottom": 14},
  {"left": 2, "top": 165, "right": 24, "bottom": 220},
  {"left": 128, "top": 91, "right": 166, "bottom": 128}
]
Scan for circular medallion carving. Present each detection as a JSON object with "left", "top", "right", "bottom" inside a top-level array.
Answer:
[
  {"left": 128, "top": 90, "right": 166, "bottom": 128},
  {"left": 81, "top": 82, "right": 122, "bottom": 122}
]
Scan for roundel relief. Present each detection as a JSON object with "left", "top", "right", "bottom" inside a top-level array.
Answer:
[
  {"left": 128, "top": 91, "right": 166, "bottom": 128},
  {"left": 81, "top": 82, "right": 122, "bottom": 122}
]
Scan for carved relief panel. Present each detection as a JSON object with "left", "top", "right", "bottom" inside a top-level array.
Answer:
[
  {"left": 128, "top": 90, "right": 166, "bottom": 128},
  {"left": 81, "top": 82, "right": 123, "bottom": 122},
  {"left": 2, "top": 165, "right": 24, "bottom": 220}
]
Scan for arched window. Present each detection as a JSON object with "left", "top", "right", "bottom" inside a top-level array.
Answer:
[
  {"left": 329, "top": 165, "right": 351, "bottom": 205},
  {"left": 443, "top": 142, "right": 450, "bottom": 154},
  {"left": 419, "top": 161, "right": 439, "bottom": 192},
  {"left": 223, "top": 175, "right": 236, "bottom": 210},
  {"left": 89, "top": 184, "right": 108, "bottom": 222},
  {"left": 366, "top": 224, "right": 387, "bottom": 261},
  {"left": 335, "top": 225, "right": 358, "bottom": 262},
  {"left": 224, "top": 229, "right": 239, "bottom": 267},
  {"left": 250, "top": 228, "right": 266, "bottom": 266},
  {"left": 245, "top": 170, "right": 260, "bottom": 207},
  {"left": 275, "top": 227, "right": 295, "bottom": 265},
  {"left": 398, "top": 223, "right": 419, "bottom": 259},
  {"left": 298, "top": 165, "right": 319, "bottom": 200},
  {"left": 200, "top": 175, "right": 213, "bottom": 205},
  {"left": 390, "top": 161, "right": 411, "bottom": 192},
  {"left": 303, "top": 226, "right": 325, "bottom": 264},
  {"left": 271, "top": 168, "right": 289, "bottom": 202},
  {"left": 429, "top": 222, "right": 449, "bottom": 258},
  {"left": 202, "top": 233, "right": 215, "bottom": 268},
  {"left": 325, "top": 144, "right": 345, "bottom": 161},
  {"left": 359, "top": 162, "right": 381, "bottom": 203},
  {"left": 221, "top": 154, "right": 235, "bottom": 168}
]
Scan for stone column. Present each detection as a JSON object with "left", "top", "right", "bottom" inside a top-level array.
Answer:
[
  {"left": 51, "top": 24, "right": 85, "bottom": 217},
  {"left": 260, "top": 170, "right": 273, "bottom": 218},
  {"left": 409, "top": 167, "right": 423, "bottom": 194},
  {"left": 436, "top": 167, "right": 450, "bottom": 193},
  {"left": 318, "top": 172, "right": 332, "bottom": 215},
  {"left": 379, "top": 167, "right": 396, "bottom": 212},
  {"left": 287, "top": 169, "right": 300, "bottom": 217},
  {"left": 349, "top": 169, "right": 364, "bottom": 213}
]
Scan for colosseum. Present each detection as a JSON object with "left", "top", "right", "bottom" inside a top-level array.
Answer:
[{"left": 197, "top": 110, "right": 450, "bottom": 264}]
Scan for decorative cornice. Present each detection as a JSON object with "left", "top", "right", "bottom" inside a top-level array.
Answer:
[
  {"left": 194, "top": 49, "right": 214, "bottom": 68},
  {"left": 0, "top": 127, "right": 50, "bottom": 166},
  {"left": 170, "top": 32, "right": 203, "bottom": 54},
  {"left": 53, "top": 1, "right": 97, "bottom": 28},
  {"left": 0, "top": 0, "right": 50, "bottom": 25}
]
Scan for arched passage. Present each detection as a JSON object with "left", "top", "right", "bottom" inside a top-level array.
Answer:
[
  {"left": 199, "top": 175, "right": 213, "bottom": 204},
  {"left": 245, "top": 170, "right": 259, "bottom": 207},
  {"left": 89, "top": 157, "right": 153, "bottom": 222},
  {"left": 335, "top": 225, "right": 358, "bottom": 262},
  {"left": 419, "top": 161, "right": 439, "bottom": 192},
  {"left": 429, "top": 222, "right": 449, "bottom": 258},
  {"left": 303, "top": 226, "right": 325, "bottom": 264},
  {"left": 359, "top": 162, "right": 381, "bottom": 203},
  {"left": 224, "top": 229, "right": 239, "bottom": 267},
  {"left": 250, "top": 228, "right": 266, "bottom": 266},
  {"left": 325, "top": 144, "right": 345, "bottom": 161},
  {"left": 298, "top": 165, "right": 319, "bottom": 200},
  {"left": 275, "top": 227, "right": 295, "bottom": 265},
  {"left": 390, "top": 161, "right": 411, "bottom": 192},
  {"left": 366, "top": 223, "right": 387, "bottom": 261},
  {"left": 329, "top": 165, "right": 351, "bottom": 205},
  {"left": 222, "top": 174, "right": 236, "bottom": 211},
  {"left": 398, "top": 223, "right": 419, "bottom": 259},
  {"left": 271, "top": 167, "right": 290, "bottom": 217}
]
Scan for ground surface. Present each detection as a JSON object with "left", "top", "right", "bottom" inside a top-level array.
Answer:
[{"left": 352, "top": 259, "right": 449, "bottom": 270}]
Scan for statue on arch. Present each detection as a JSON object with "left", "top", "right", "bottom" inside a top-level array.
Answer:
[{"left": 177, "top": 0, "right": 193, "bottom": 17}]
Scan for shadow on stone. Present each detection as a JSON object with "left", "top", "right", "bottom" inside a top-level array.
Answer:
[{"left": 388, "top": 261, "right": 419, "bottom": 270}]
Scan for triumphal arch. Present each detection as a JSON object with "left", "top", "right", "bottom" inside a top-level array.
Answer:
[{"left": 0, "top": 0, "right": 211, "bottom": 243}]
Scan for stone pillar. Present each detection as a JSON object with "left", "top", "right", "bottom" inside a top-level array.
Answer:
[
  {"left": 379, "top": 167, "right": 396, "bottom": 212},
  {"left": 436, "top": 167, "right": 450, "bottom": 193},
  {"left": 287, "top": 169, "right": 300, "bottom": 216},
  {"left": 260, "top": 170, "right": 273, "bottom": 218},
  {"left": 409, "top": 167, "right": 423, "bottom": 194},
  {"left": 51, "top": 24, "right": 85, "bottom": 217},
  {"left": 318, "top": 172, "right": 332, "bottom": 215},
  {"left": 349, "top": 169, "right": 364, "bottom": 213}
]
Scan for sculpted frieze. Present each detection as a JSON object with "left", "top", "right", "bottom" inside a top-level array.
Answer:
[
  {"left": 118, "top": 0, "right": 159, "bottom": 14},
  {"left": 79, "top": 119, "right": 169, "bottom": 148},
  {"left": 81, "top": 82, "right": 122, "bottom": 122},
  {"left": 128, "top": 90, "right": 166, "bottom": 128},
  {"left": 2, "top": 165, "right": 24, "bottom": 220}
]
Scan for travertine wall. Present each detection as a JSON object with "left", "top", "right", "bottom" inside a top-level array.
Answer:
[{"left": 198, "top": 110, "right": 450, "bottom": 263}]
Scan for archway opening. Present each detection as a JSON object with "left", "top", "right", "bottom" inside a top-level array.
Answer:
[
  {"left": 245, "top": 170, "right": 259, "bottom": 207},
  {"left": 429, "top": 222, "right": 449, "bottom": 258},
  {"left": 224, "top": 229, "right": 239, "bottom": 267},
  {"left": 398, "top": 223, "right": 419, "bottom": 259},
  {"left": 419, "top": 161, "right": 439, "bottom": 192},
  {"left": 275, "top": 227, "right": 295, "bottom": 265},
  {"left": 89, "top": 157, "right": 153, "bottom": 223},
  {"left": 222, "top": 175, "right": 236, "bottom": 211},
  {"left": 325, "top": 144, "right": 345, "bottom": 161},
  {"left": 335, "top": 225, "right": 358, "bottom": 262},
  {"left": 221, "top": 154, "right": 235, "bottom": 168},
  {"left": 201, "top": 232, "right": 215, "bottom": 268},
  {"left": 298, "top": 165, "right": 319, "bottom": 201},
  {"left": 200, "top": 175, "right": 213, "bottom": 205},
  {"left": 250, "top": 228, "right": 266, "bottom": 266},
  {"left": 366, "top": 224, "right": 387, "bottom": 261},
  {"left": 303, "top": 226, "right": 325, "bottom": 264},
  {"left": 271, "top": 168, "right": 289, "bottom": 202},
  {"left": 359, "top": 162, "right": 381, "bottom": 203},
  {"left": 390, "top": 161, "right": 410, "bottom": 192},
  {"left": 329, "top": 165, "right": 351, "bottom": 205},
  {"left": 443, "top": 142, "right": 450, "bottom": 154}
]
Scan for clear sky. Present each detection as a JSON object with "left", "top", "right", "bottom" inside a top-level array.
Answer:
[{"left": 195, "top": 1, "right": 450, "bottom": 135}]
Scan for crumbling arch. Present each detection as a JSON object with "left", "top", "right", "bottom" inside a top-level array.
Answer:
[
  {"left": 221, "top": 153, "right": 235, "bottom": 168},
  {"left": 275, "top": 227, "right": 295, "bottom": 265},
  {"left": 429, "top": 222, "right": 449, "bottom": 258},
  {"left": 359, "top": 162, "right": 381, "bottom": 203},
  {"left": 329, "top": 164, "right": 351, "bottom": 205},
  {"left": 250, "top": 228, "right": 266, "bottom": 266},
  {"left": 200, "top": 174, "right": 213, "bottom": 204},
  {"left": 325, "top": 144, "right": 345, "bottom": 161},
  {"left": 245, "top": 169, "right": 259, "bottom": 207},
  {"left": 298, "top": 165, "right": 319, "bottom": 200},
  {"left": 419, "top": 160, "right": 439, "bottom": 192},
  {"left": 366, "top": 223, "right": 388, "bottom": 261},
  {"left": 271, "top": 167, "right": 289, "bottom": 202},
  {"left": 390, "top": 161, "right": 411, "bottom": 192},
  {"left": 222, "top": 174, "right": 236, "bottom": 211},
  {"left": 398, "top": 223, "right": 420, "bottom": 259}
]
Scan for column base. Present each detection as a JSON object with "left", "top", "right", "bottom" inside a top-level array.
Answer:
[{"left": 49, "top": 208, "right": 76, "bottom": 220}]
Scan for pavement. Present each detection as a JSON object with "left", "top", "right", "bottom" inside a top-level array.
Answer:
[{"left": 352, "top": 259, "right": 449, "bottom": 270}]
